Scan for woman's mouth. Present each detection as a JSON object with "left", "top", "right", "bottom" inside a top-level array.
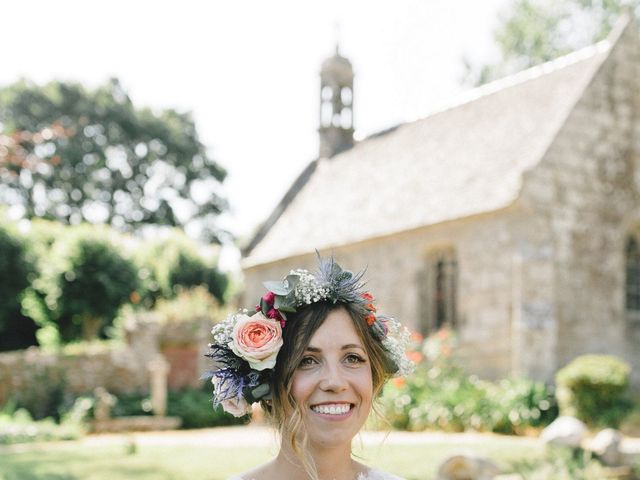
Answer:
[{"left": 310, "top": 403, "right": 354, "bottom": 417}]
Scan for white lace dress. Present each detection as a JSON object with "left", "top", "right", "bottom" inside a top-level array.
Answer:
[{"left": 227, "top": 468, "right": 404, "bottom": 480}]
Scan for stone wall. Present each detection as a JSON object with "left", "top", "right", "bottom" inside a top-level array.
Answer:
[{"left": 521, "top": 20, "right": 640, "bottom": 385}]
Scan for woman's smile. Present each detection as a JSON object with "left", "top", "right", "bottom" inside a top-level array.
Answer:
[{"left": 310, "top": 402, "right": 355, "bottom": 421}]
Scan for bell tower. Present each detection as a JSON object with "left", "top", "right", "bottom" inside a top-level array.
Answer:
[{"left": 318, "top": 44, "right": 354, "bottom": 158}]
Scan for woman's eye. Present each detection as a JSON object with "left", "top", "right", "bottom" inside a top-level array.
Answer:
[
  {"left": 344, "top": 353, "right": 365, "bottom": 364},
  {"left": 299, "top": 356, "right": 317, "bottom": 368}
]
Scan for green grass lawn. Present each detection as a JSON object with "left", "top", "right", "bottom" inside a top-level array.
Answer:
[{"left": 0, "top": 434, "right": 544, "bottom": 480}]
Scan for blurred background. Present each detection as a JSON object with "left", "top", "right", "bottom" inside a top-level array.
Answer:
[{"left": 2, "top": 1, "right": 640, "bottom": 479}]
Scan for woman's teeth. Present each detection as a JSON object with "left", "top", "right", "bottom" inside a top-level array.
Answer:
[{"left": 311, "top": 404, "right": 351, "bottom": 415}]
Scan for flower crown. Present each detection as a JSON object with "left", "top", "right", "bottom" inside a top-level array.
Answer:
[{"left": 204, "top": 254, "right": 414, "bottom": 417}]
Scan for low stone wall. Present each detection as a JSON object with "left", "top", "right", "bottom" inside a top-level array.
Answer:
[
  {"left": 0, "top": 344, "right": 152, "bottom": 408},
  {"left": 0, "top": 313, "right": 214, "bottom": 407}
]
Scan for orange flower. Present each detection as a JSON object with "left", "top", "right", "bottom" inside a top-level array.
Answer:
[
  {"left": 361, "top": 292, "right": 374, "bottom": 302},
  {"left": 129, "top": 291, "right": 141, "bottom": 304},
  {"left": 365, "top": 313, "right": 376, "bottom": 326},
  {"left": 365, "top": 303, "right": 377, "bottom": 312},
  {"left": 437, "top": 329, "right": 450, "bottom": 340},
  {"left": 407, "top": 351, "right": 423, "bottom": 363},
  {"left": 393, "top": 377, "right": 405, "bottom": 388},
  {"left": 410, "top": 332, "right": 423, "bottom": 343}
]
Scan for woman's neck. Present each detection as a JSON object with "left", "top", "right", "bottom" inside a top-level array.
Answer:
[{"left": 271, "top": 440, "right": 361, "bottom": 480}]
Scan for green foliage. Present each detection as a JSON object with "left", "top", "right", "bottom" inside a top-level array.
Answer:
[
  {"left": 18, "top": 220, "right": 67, "bottom": 347},
  {"left": 110, "top": 386, "right": 247, "bottom": 429},
  {"left": 21, "top": 221, "right": 228, "bottom": 344},
  {"left": 464, "top": 0, "right": 640, "bottom": 86},
  {"left": 20, "top": 223, "right": 139, "bottom": 342},
  {"left": 0, "top": 221, "right": 38, "bottom": 350},
  {"left": 0, "top": 406, "right": 86, "bottom": 445},
  {"left": 152, "top": 286, "right": 222, "bottom": 324},
  {"left": 0, "top": 396, "right": 91, "bottom": 444},
  {"left": 135, "top": 232, "right": 228, "bottom": 307},
  {"left": 16, "top": 220, "right": 228, "bottom": 345},
  {"left": 0, "top": 224, "right": 30, "bottom": 323},
  {"left": 374, "top": 330, "right": 557, "bottom": 434},
  {"left": 33, "top": 225, "right": 139, "bottom": 341},
  {"left": 509, "top": 446, "right": 614, "bottom": 479},
  {"left": 620, "top": 399, "right": 640, "bottom": 436},
  {"left": 167, "top": 388, "right": 247, "bottom": 429},
  {"left": 0, "top": 78, "right": 227, "bottom": 242},
  {"left": 555, "top": 354, "right": 632, "bottom": 427}
]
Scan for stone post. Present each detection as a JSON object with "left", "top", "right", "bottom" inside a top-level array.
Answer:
[
  {"left": 93, "top": 387, "right": 116, "bottom": 421},
  {"left": 147, "top": 354, "right": 170, "bottom": 417}
]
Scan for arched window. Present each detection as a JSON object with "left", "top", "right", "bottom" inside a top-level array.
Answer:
[
  {"left": 419, "top": 248, "right": 458, "bottom": 335},
  {"left": 625, "top": 236, "right": 640, "bottom": 312}
]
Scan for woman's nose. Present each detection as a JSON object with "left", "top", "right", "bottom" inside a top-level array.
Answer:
[{"left": 319, "top": 362, "right": 348, "bottom": 392}]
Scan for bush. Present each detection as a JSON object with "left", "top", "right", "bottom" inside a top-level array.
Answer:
[
  {"left": 555, "top": 354, "right": 633, "bottom": 428},
  {"left": 167, "top": 388, "right": 247, "bottom": 429},
  {"left": 0, "top": 398, "right": 90, "bottom": 444},
  {"left": 135, "top": 232, "right": 228, "bottom": 308},
  {"left": 0, "top": 224, "right": 30, "bottom": 316},
  {"left": 0, "top": 223, "right": 38, "bottom": 351},
  {"left": 110, "top": 385, "right": 247, "bottom": 429},
  {"left": 620, "top": 400, "right": 640, "bottom": 437},
  {"left": 374, "top": 330, "right": 557, "bottom": 434},
  {"left": 509, "top": 447, "right": 613, "bottom": 479}
]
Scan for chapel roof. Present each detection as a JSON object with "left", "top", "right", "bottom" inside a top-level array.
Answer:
[{"left": 243, "top": 18, "right": 631, "bottom": 268}]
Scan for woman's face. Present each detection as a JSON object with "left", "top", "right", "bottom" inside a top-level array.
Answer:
[{"left": 290, "top": 307, "right": 373, "bottom": 449}]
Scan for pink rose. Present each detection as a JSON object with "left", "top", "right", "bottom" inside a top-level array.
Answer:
[
  {"left": 221, "top": 396, "right": 252, "bottom": 417},
  {"left": 229, "top": 312, "right": 283, "bottom": 370}
]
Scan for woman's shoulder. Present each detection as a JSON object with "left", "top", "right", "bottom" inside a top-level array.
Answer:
[{"left": 359, "top": 467, "right": 406, "bottom": 480}]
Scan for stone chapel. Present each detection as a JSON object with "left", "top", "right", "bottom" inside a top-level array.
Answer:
[{"left": 241, "top": 15, "right": 640, "bottom": 386}]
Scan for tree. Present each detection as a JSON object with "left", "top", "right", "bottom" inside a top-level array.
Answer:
[
  {"left": 22, "top": 224, "right": 139, "bottom": 342},
  {"left": 463, "top": 0, "right": 639, "bottom": 86},
  {"left": 0, "top": 78, "right": 227, "bottom": 242}
]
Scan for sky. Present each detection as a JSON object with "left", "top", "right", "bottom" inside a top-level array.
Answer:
[{"left": 0, "top": 0, "right": 511, "bottom": 268}]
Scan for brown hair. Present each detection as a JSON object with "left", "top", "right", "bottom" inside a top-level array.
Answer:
[{"left": 260, "top": 301, "right": 394, "bottom": 479}]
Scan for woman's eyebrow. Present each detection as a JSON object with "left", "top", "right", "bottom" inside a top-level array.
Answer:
[{"left": 305, "top": 344, "right": 364, "bottom": 352}]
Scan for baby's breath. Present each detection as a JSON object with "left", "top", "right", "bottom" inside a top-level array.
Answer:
[
  {"left": 211, "top": 310, "right": 247, "bottom": 345},
  {"left": 290, "top": 269, "right": 330, "bottom": 305},
  {"left": 381, "top": 318, "right": 415, "bottom": 377}
]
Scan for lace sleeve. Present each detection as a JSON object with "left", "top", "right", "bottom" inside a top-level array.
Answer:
[{"left": 358, "top": 468, "right": 406, "bottom": 480}]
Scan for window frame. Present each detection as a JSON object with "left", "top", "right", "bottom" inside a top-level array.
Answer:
[
  {"left": 419, "top": 248, "right": 458, "bottom": 335},
  {"left": 625, "top": 234, "right": 640, "bottom": 323}
]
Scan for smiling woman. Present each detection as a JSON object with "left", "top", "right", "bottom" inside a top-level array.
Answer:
[{"left": 205, "top": 255, "right": 413, "bottom": 480}]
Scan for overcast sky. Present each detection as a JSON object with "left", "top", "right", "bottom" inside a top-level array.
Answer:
[{"left": 1, "top": 0, "right": 511, "bottom": 265}]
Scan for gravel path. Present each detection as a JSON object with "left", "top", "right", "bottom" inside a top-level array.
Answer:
[
  {"left": 3, "top": 425, "right": 639, "bottom": 454},
  {"left": 2, "top": 425, "right": 541, "bottom": 452}
]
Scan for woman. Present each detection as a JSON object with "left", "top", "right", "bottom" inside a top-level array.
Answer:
[{"left": 206, "top": 256, "right": 413, "bottom": 480}]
